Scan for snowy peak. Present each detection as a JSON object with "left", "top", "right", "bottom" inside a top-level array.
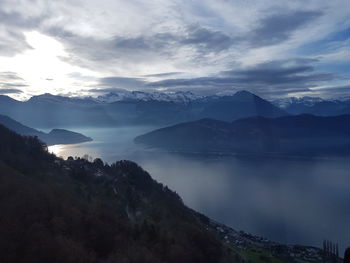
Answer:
[
  {"left": 271, "top": 97, "right": 325, "bottom": 109},
  {"left": 94, "top": 90, "right": 200, "bottom": 103},
  {"left": 27, "top": 93, "right": 96, "bottom": 105}
]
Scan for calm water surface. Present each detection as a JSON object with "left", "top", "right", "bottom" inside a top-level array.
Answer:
[{"left": 48, "top": 126, "right": 350, "bottom": 252}]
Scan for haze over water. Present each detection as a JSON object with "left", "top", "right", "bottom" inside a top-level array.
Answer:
[{"left": 49, "top": 126, "right": 350, "bottom": 254}]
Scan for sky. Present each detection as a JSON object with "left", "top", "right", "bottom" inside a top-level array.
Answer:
[{"left": 0, "top": 0, "right": 349, "bottom": 100}]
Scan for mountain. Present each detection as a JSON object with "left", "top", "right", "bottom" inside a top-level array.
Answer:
[
  {"left": 135, "top": 114, "right": 350, "bottom": 155},
  {"left": 0, "top": 91, "right": 288, "bottom": 128},
  {"left": 94, "top": 90, "right": 199, "bottom": 104},
  {"left": 271, "top": 97, "right": 350, "bottom": 116},
  {"left": 272, "top": 97, "right": 325, "bottom": 109},
  {"left": 0, "top": 114, "right": 92, "bottom": 145},
  {"left": 0, "top": 123, "right": 333, "bottom": 263},
  {"left": 192, "top": 90, "right": 287, "bottom": 121},
  {"left": 43, "top": 129, "right": 93, "bottom": 145},
  {"left": 28, "top": 93, "right": 98, "bottom": 105},
  {"left": 0, "top": 94, "right": 114, "bottom": 128}
]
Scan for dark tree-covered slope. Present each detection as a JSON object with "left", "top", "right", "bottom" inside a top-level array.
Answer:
[
  {"left": 135, "top": 114, "right": 350, "bottom": 155},
  {"left": 0, "top": 114, "right": 92, "bottom": 145},
  {"left": 0, "top": 124, "right": 232, "bottom": 263},
  {"left": 0, "top": 124, "right": 336, "bottom": 263}
]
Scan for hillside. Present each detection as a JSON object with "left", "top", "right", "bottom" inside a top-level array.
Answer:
[
  {"left": 0, "top": 124, "right": 229, "bottom": 263},
  {"left": 0, "top": 114, "right": 92, "bottom": 145},
  {"left": 0, "top": 124, "right": 335, "bottom": 262},
  {"left": 135, "top": 114, "right": 350, "bottom": 155}
]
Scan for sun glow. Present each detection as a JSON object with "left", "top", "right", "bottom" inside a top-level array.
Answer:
[
  {"left": 0, "top": 31, "right": 98, "bottom": 99},
  {"left": 48, "top": 144, "right": 65, "bottom": 156}
]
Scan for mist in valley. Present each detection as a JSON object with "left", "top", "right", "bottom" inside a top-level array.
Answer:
[{"left": 49, "top": 126, "right": 350, "bottom": 254}]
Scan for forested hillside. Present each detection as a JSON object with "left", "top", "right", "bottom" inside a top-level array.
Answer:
[{"left": 0, "top": 124, "right": 230, "bottom": 263}]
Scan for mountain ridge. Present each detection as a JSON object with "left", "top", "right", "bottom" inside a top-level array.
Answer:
[
  {"left": 0, "top": 90, "right": 287, "bottom": 128},
  {"left": 271, "top": 96, "right": 350, "bottom": 116},
  {"left": 0, "top": 114, "right": 92, "bottom": 145},
  {"left": 135, "top": 114, "right": 350, "bottom": 155}
]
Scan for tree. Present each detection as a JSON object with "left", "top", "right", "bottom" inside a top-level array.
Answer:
[{"left": 345, "top": 248, "right": 350, "bottom": 263}]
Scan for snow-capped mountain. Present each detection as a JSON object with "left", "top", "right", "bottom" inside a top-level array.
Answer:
[
  {"left": 93, "top": 90, "right": 200, "bottom": 103},
  {"left": 27, "top": 93, "right": 96, "bottom": 105},
  {"left": 271, "top": 97, "right": 325, "bottom": 109},
  {"left": 271, "top": 96, "right": 350, "bottom": 116}
]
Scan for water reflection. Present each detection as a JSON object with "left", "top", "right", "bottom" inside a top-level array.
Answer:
[{"left": 48, "top": 126, "right": 350, "bottom": 253}]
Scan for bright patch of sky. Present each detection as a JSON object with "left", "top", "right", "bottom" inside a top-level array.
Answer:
[{"left": 0, "top": 0, "right": 349, "bottom": 100}]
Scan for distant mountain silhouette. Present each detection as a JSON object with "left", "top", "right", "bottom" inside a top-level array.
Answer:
[
  {"left": 272, "top": 97, "right": 350, "bottom": 116},
  {"left": 0, "top": 114, "right": 92, "bottom": 145},
  {"left": 0, "top": 91, "right": 287, "bottom": 127},
  {"left": 193, "top": 90, "right": 287, "bottom": 121},
  {"left": 135, "top": 114, "right": 350, "bottom": 155}
]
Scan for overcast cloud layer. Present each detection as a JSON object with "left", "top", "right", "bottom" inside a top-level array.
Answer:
[{"left": 0, "top": 0, "right": 349, "bottom": 99}]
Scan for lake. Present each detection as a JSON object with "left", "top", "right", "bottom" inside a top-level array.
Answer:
[{"left": 48, "top": 126, "right": 350, "bottom": 253}]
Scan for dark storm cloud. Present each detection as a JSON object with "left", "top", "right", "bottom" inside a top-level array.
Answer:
[
  {"left": 148, "top": 59, "right": 334, "bottom": 97},
  {"left": 249, "top": 10, "right": 322, "bottom": 46}
]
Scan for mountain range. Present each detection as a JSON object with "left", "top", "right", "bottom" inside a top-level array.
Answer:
[
  {"left": 0, "top": 114, "right": 92, "bottom": 145},
  {"left": 0, "top": 91, "right": 286, "bottom": 128},
  {"left": 271, "top": 96, "right": 350, "bottom": 116},
  {"left": 135, "top": 114, "right": 350, "bottom": 155},
  {"left": 4, "top": 89, "right": 350, "bottom": 129},
  {"left": 93, "top": 90, "right": 200, "bottom": 103}
]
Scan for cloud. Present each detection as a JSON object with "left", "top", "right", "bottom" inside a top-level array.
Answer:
[
  {"left": 0, "top": 7, "right": 46, "bottom": 56},
  {"left": 0, "top": 72, "right": 28, "bottom": 94},
  {"left": 0, "top": 29, "right": 32, "bottom": 57},
  {"left": 148, "top": 59, "right": 335, "bottom": 97},
  {"left": 144, "top": 72, "right": 183, "bottom": 78},
  {"left": 308, "top": 85, "right": 350, "bottom": 98},
  {"left": 0, "top": 9, "right": 43, "bottom": 28},
  {"left": 48, "top": 24, "right": 235, "bottom": 76},
  {"left": 0, "top": 0, "right": 349, "bottom": 99},
  {"left": 181, "top": 25, "right": 233, "bottom": 52},
  {"left": 0, "top": 88, "right": 23, "bottom": 94},
  {"left": 0, "top": 72, "right": 24, "bottom": 81},
  {"left": 249, "top": 10, "right": 322, "bottom": 46},
  {"left": 98, "top": 77, "right": 146, "bottom": 89}
]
